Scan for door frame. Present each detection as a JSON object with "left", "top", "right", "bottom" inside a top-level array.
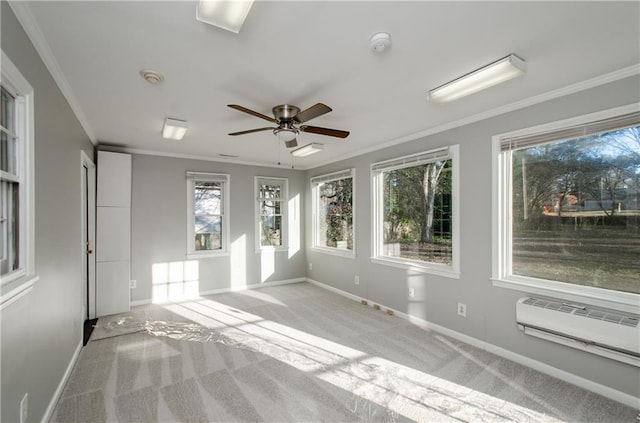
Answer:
[{"left": 81, "top": 151, "right": 96, "bottom": 320}]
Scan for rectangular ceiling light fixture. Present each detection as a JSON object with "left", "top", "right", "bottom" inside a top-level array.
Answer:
[
  {"left": 162, "top": 118, "right": 188, "bottom": 140},
  {"left": 428, "top": 54, "right": 526, "bottom": 102},
  {"left": 291, "top": 143, "right": 324, "bottom": 157},
  {"left": 197, "top": 0, "right": 255, "bottom": 33}
]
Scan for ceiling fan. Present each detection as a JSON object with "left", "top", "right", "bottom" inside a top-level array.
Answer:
[{"left": 227, "top": 103, "right": 350, "bottom": 148}]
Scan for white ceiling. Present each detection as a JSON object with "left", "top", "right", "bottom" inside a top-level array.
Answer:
[{"left": 12, "top": 1, "right": 640, "bottom": 169}]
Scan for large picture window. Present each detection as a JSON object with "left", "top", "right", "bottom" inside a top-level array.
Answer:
[
  {"left": 1, "top": 51, "right": 34, "bottom": 288},
  {"left": 187, "top": 172, "right": 229, "bottom": 257},
  {"left": 311, "top": 169, "right": 354, "bottom": 256},
  {"left": 372, "top": 145, "right": 459, "bottom": 277},
  {"left": 494, "top": 108, "right": 640, "bottom": 307},
  {"left": 256, "top": 177, "right": 287, "bottom": 250}
]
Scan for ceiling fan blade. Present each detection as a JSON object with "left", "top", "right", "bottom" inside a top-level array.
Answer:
[
  {"left": 293, "top": 103, "right": 332, "bottom": 123},
  {"left": 228, "top": 127, "right": 274, "bottom": 136},
  {"left": 300, "top": 125, "right": 350, "bottom": 138},
  {"left": 228, "top": 104, "right": 276, "bottom": 123}
]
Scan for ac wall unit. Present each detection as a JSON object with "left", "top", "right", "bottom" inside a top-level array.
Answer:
[{"left": 516, "top": 297, "right": 640, "bottom": 367}]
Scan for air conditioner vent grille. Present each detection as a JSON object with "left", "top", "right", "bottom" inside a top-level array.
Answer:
[
  {"left": 587, "top": 310, "right": 606, "bottom": 320},
  {"left": 603, "top": 314, "right": 624, "bottom": 324},
  {"left": 621, "top": 317, "right": 639, "bottom": 327},
  {"left": 523, "top": 297, "right": 638, "bottom": 328}
]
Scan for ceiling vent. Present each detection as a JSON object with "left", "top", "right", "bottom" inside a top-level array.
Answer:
[{"left": 140, "top": 70, "right": 165, "bottom": 85}]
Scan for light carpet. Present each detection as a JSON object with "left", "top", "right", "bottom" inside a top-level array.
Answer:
[{"left": 51, "top": 282, "right": 638, "bottom": 422}]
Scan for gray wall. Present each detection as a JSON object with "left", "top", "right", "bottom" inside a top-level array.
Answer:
[
  {"left": 305, "top": 75, "right": 640, "bottom": 398},
  {"left": 130, "top": 154, "right": 306, "bottom": 303},
  {"left": 1, "top": 3, "right": 95, "bottom": 422}
]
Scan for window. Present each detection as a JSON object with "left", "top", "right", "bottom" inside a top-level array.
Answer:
[
  {"left": 372, "top": 145, "right": 459, "bottom": 277},
  {"left": 493, "top": 107, "right": 640, "bottom": 308},
  {"left": 1, "top": 50, "right": 34, "bottom": 288},
  {"left": 311, "top": 169, "right": 355, "bottom": 257},
  {"left": 255, "top": 177, "right": 287, "bottom": 250},
  {"left": 186, "top": 172, "right": 229, "bottom": 257}
]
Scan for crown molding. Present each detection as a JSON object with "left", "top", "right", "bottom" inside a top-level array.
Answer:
[
  {"left": 97, "top": 145, "right": 308, "bottom": 171},
  {"left": 8, "top": 1, "right": 97, "bottom": 144}
]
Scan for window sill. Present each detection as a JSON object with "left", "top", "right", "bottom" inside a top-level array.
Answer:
[
  {"left": 371, "top": 257, "right": 460, "bottom": 279},
  {"left": 1, "top": 274, "right": 39, "bottom": 310},
  {"left": 186, "top": 251, "right": 229, "bottom": 260},
  {"left": 255, "top": 246, "right": 288, "bottom": 253},
  {"left": 311, "top": 246, "right": 356, "bottom": 259},
  {"left": 492, "top": 276, "right": 640, "bottom": 314}
]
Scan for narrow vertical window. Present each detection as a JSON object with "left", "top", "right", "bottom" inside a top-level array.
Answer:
[
  {"left": 1, "top": 86, "right": 19, "bottom": 276},
  {"left": 256, "top": 177, "right": 287, "bottom": 249},
  {"left": 311, "top": 169, "right": 355, "bottom": 256},
  {"left": 187, "top": 172, "right": 229, "bottom": 257},
  {"left": 1, "top": 50, "right": 34, "bottom": 287}
]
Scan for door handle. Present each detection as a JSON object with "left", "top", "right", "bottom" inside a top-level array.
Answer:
[{"left": 86, "top": 249, "right": 93, "bottom": 254}]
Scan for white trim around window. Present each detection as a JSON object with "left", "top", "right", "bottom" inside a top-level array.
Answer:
[
  {"left": 311, "top": 168, "right": 356, "bottom": 259},
  {"left": 371, "top": 145, "right": 460, "bottom": 278},
  {"left": 491, "top": 103, "right": 640, "bottom": 314},
  {"left": 186, "top": 172, "right": 230, "bottom": 259},
  {"left": 0, "top": 50, "right": 37, "bottom": 307},
  {"left": 255, "top": 176, "right": 288, "bottom": 252}
]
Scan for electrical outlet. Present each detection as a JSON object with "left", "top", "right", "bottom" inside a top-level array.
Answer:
[
  {"left": 309, "top": 262, "right": 312, "bottom": 271},
  {"left": 457, "top": 302, "right": 467, "bottom": 317},
  {"left": 408, "top": 288, "right": 415, "bottom": 298},
  {"left": 20, "top": 393, "right": 28, "bottom": 423},
  {"left": 130, "top": 280, "right": 137, "bottom": 289},
  {"left": 354, "top": 275, "right": 360, "bottom": 285}
]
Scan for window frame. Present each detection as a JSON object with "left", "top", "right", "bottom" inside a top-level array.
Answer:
[
  {"left": 311, "top": 168, "right": 356, "bottom": 258},
  {"left": 0, "top": 50, "right": 36, "bottom": 302},
  {"left": 491, "top": 104, "right": 640, "bottom": 313},
  {"left": 371, "top": 145, "right": 460, "bottom": 278},
  {"left": 186, "top": 172, "right": 230, "bottom": 259},
  {"left": 255, "top": 176, "right": 288, "bottom": 252}
]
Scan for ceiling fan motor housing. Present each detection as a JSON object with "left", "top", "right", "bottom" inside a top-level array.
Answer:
[{"left": 272, "top": 105, "right": 300, "bottom": 122}]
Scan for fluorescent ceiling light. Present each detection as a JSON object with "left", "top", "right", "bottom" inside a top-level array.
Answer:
[
  {"left": 428, "top": 54, "right": 526, "bottom": 102},
  {"left": 162, "top": 118, "right": 188, "bottom": 140},
  {"left": 292, "top": 143, "right": 324, "bottom": 157},
  {"left": 197, "top": 0, "right": 254, "bottom": 33}
]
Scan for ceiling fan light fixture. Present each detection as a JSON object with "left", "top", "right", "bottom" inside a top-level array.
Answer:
[
  {"left": 162, "top": 118, "right": 188, "bottom": 140},
  {"left": 428, "top": 54, "right": 526, "bottom": 102},
  {"left": 292, "top": 143, "right": 324, "bottom": 157},
  {"left": 196, "top": 0, "right": 254, "bottom": 33},
  {"left": 274, "top": 127, "right": 298, "bottom": 142}
]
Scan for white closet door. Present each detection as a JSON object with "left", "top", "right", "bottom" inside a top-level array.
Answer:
[
  {"left": 96, "top": 261, "right": 130, "bottom": 317},
  {"left": 96, "top": 151, "right": 131, "bottom": 317},
  {"left": 97, "top": 151, "right": 131, "bottom": 207},
  {"left": 96, "top": 207, "right": 131, "bottom": 262}
]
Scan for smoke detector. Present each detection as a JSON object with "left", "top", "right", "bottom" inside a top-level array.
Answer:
[
  {"left": 140, "top": 69, "right": 165, "bottom": 85},
  {"left": 370, "top": 32, "right": 391, "bottom": 53}
]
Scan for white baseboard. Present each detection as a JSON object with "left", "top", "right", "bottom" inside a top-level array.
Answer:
[
  {"left": 306, "top": 278, "right": 640, "bottom": 410},
  {"left": 41, "top": 340, "right": 82, "bottom": 423},
  {"left": 130, "top": 277, "right": 305, "bottom": 307}
]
